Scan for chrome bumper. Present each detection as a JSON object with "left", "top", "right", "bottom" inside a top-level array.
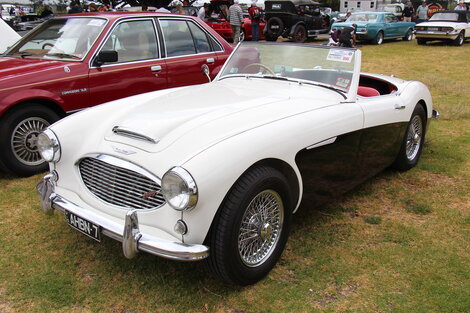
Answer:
[
  {"left": 37, "top": 174, "right": 209, "bottom": 261},
  {"left": 415, "top": 32, "right": 459, "bottom": 40}
]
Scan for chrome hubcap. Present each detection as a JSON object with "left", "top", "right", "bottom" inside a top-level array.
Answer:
[
  {"left": 405, "top": 115, "right": 423, "bottom": 161},
  {"left": 238, "top": 190, "right": 284, "bottom": 267},
  {"left": 11, "top": 117, "right": 49, "bottom": 166}
]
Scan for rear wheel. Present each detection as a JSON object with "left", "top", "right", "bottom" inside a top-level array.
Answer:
[
  {"left": 403, "top": 28, "right": 413, "bottom": 41},
  {"left": 292, "top": 24, "right": 307, "bottom": 43},
  {"left": 392, "top": 104, "right": 426, "bottom": 171},
  {"left": 374, "top": 31, "right": 384, "bottom": 45},
  {"left": 0, "top": 104, "right": 60, "bottom": 176},
  {"left": 453, "top": 31, "right": 464, "bottom": 46},
  {"left": 206, "top": 166, "right": 293, "bottom": 285},
  {"left": 417, "top": 38, "right": 427, "bottom": 45}
]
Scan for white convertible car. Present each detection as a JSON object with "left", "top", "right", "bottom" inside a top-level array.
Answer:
[
  {"left": 415, "top": 10, "right": 470, "bottom": 46},
  {"left": 37, "top": 43, "right": 438, "bottom": 285}
]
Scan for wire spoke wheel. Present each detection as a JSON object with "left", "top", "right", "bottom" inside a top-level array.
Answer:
[
  {"left": 405, "top": 115, "right": 423, "bottom": 161},
  {"left": 238, "top": 189, "right": 284, "bottom": 267},
  {"left": 11, "top": 117, "right": 50, "bottom": 166}
]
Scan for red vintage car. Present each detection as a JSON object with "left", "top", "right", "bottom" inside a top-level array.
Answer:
[
  {"left": 204, "top": 0, "right": 266, "bottom": 41},
  {"left": 0, "top": 12, "right": 233, "bottom": 176}
]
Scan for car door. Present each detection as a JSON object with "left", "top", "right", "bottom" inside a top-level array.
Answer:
[
  {"left": 383, "top": 14, "right": 400, "bottom": 37},
  {"left": 88, "top": 18, "right": 167, "bottom": 106},
  {"left": 357, "top": 94, "right": 410, "bottom": 178},
  {"left": 158, "top": 18, "right": 224, "bottom": 88}
]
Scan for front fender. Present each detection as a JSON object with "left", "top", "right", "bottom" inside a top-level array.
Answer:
[
  {"left": 288, "top": 21, "right": 305, "bottom": 37},
  {"left": 0, "top": 88, "right": 64, "bottom": 116}
]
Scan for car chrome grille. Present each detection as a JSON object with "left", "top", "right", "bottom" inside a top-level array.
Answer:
[{"left": 79, "top": 157, "right": 165, "bottom": 210}]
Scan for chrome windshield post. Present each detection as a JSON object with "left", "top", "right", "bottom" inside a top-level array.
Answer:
[{"left": 122, "top": 210, "right": 142, "bottom": 259}]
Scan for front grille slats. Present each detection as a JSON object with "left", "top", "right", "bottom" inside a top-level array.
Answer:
[{"left": 79, "top": 157, "right": 166, "bottom": 210}]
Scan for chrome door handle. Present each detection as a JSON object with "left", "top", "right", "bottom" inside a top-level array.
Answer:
[
  {"left": 151, "top": 65, "right": 162, "bottom": 72},
  {"left": 206, "top": 58, "right": 215, "bottom": 64},
  {"left": 394, "top": 104, "right": 406, "bottom": 110}
]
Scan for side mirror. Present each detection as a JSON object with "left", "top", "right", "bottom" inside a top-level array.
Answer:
[{"left": 93, "top": 50, "right": 118, "bottom": 67}]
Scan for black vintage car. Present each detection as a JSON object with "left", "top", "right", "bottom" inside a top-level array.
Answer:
[{"left": 264, "top": 0, "right": 331, "bottom": 42}]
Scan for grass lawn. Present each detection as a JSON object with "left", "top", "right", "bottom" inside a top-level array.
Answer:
[{"left": 0, "top": 39, "right": 469, "bottom": 313}]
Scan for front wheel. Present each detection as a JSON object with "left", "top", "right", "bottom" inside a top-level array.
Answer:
[
  {"left": 392, "top": 104, "right": 426, "bottom": 171},
  {"left": 206, "top": 166, "right": 293, "bottom": 285},
  {"left": 374, "top": 31, "right": 384, "bottom": 45},
  {"left": 292, "top": 24, "right": 307, "bottom": 43},
  {"left": 0, "top": 104, "right": 60, "bottom": 176}
]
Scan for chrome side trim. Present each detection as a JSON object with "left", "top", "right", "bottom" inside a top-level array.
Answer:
[
  {"left": 112, "top": 126, "right": 160, "bottom": 144},
  {"left": 37, "top": 175, "right": 209, "bottom": 261},
  {"left": 306, "top": 137, "right": 337, "bottom": 150}
]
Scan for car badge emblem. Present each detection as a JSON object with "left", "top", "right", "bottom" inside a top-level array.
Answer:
[
  {"left": 142, "top": 190, "right": 158, "bottom": 199},
  {"left": 64, "top": 66, "right": 71, "bottom": 73},
  {"left": 112, "top": 146, "right": 136, "bottom": 155}
]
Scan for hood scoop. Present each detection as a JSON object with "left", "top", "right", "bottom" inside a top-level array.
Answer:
[{"left": 112, "top": 126, "right": 160, "bottom": 144}]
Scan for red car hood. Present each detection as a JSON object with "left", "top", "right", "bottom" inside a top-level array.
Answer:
[{"left": 0, "top": 57, "right": 76, "bottom": 82}]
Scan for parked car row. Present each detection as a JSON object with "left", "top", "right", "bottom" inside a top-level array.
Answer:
[{"left": 0, "top": 12, "right": 233, "bottom": 176}]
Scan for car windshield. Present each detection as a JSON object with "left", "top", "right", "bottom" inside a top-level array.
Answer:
[
  {"left": 429, "top": 12, "right": 459, "bottom": 22},
  {"left": 5, "top": 17, "right": 107, "bottom": 60},
  {"left": 348, "top": 14, "right": 378, "bottom": 22},
  {"left": 218, "top": 42, "right": 358, "bottom": 94}
]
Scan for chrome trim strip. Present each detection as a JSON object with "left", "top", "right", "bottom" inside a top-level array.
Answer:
[
  {"left": 112, "top": 126, "right": 160, "bottom": 144},
  {"left": 306, "top": 137, "right": 337, "bottom": 150},
  {"left": 37, "top": 175, "right": 209, "bottom": 261}
]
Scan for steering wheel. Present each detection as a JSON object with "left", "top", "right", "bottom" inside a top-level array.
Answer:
[
  {"left": 42, "top": 43, "right": 54, "bottom": 49},
  {"left": 241, "top": 63, "right": 275, "bottom": 75}
]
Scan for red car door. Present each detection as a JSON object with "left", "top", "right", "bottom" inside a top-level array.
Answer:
[
  {"left": 88, "top": 18, "right": 167, "bottom": 106},
  {"left": 158, "top": 18, "right": 225, "bottom": 87}
]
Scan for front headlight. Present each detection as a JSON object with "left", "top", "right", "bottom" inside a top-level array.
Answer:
[
  {"left": 161, "top": 167, "right": 198, "bottom": 211},
  {"left": 37, "top": 129, "right": 61, "bottom": 162}
]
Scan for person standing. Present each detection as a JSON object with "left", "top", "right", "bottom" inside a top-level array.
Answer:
[
  {"left": 197, "top": 3, "right": 209, "bottom": 20},
  {"left": 228, "top": 0, "right": 243, "bottom": 45},
  {"left": 416, "top": 1, "right": 429, "bottom": 23},
  {"left": 455, "top": 0, "right": 467, "bottom": 10},
  {"left": 402, "top": 2, "right": 415, "bottom": 22},
  {"left": 248, "top": 0, "right": 261, "bottom": 41}
]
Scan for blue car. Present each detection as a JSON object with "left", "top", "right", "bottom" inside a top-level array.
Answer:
[{"left": 331, "top": 12, "right": 415, "bottom": 45}]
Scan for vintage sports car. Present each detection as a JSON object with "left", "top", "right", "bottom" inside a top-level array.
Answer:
[
  {"left": 264, "top": 0, "right": 331, "bottom": 42},
  {"left": 415, "top": 10, "right": 470, "bottom": 46},
  {"left": 203, "top": 0, "right": 266, "bottom": 41},
  {"left": 0, "top": 12, "right": 232, "bottom": 176},
  {"left": 331, "top": 12, "right": 415, "bottom": 45},
  {"left": 37, "top": 43, "right": 438, "bottom": 285}
]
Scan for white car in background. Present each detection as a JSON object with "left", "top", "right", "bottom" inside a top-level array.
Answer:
[
  {"left": 37, "top": 42, "right": 438, "bottom": 285},
  {"left": 415, "top": 10, "right": 470, "bottom": 46}
]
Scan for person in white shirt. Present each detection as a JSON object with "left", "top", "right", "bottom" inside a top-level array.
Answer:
[{"left": 198, "top": 3, "right": 209, "bottom": 20}]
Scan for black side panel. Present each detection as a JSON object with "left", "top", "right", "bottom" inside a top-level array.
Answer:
[
  {"left": 358, "top": 122, "right": 407, "bottom": 180},
  {"left": 295, "top": 122, "right": 407, "bottom": 208},
  {"left": 295, "top": 130, "right": 362, "bottom": 207}
]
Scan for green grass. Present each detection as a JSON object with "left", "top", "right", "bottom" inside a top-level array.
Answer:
[{"left": 0, "top": 39, "right": 469, "bottom": 312}]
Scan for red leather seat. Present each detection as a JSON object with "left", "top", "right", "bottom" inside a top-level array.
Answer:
[{"left": 358, "top": 86, "right": 380, "bottom": 97}]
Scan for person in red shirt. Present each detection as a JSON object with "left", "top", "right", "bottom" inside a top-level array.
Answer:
[{"left": 248, "top": 0, "right": 262, "bottom": 41}]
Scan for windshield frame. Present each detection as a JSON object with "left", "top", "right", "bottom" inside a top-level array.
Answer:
[
  {"left": 429, "top": 12, "right": 460, "bottom": 22},
  {"left": 4, "top": 16, "right": 109, "bottom": 62},
  {"left": 216, "top": 42, "right": 361, "bottom": 102}
]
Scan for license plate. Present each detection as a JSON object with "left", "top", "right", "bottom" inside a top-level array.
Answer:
[
  {"left": 65, "top": 210, "right": 101, "bottom": 242},
  {"left": 428, "top": 27, "right": 439, "bottom": 31}
]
